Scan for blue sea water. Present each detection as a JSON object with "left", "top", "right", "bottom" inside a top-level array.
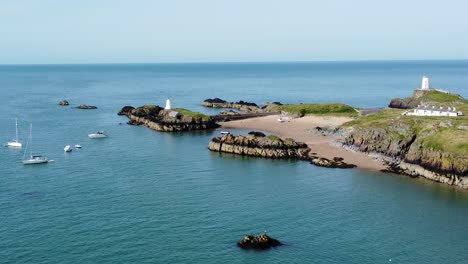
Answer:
[{"left": 1, "top": 61, "right": 468, "bottom": 264}]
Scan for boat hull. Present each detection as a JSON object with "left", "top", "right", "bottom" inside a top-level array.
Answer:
[
  {"left": 22, "top": 159, "right": 48, "bottom": 165},
  {"left": 88, "top": 134, "right": 107, "bottom": 139},
  {"left": 6, "top": 141, "right": 22, "bottom": 148}
]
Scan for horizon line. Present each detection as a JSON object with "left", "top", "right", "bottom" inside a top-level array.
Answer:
[{"left": 1, "top": 58, "right": 468, "bottom": 67}]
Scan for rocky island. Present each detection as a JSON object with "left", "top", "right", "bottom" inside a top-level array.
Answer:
[
  {"left": 75, "top": 104, "right": 97, "bottom": 109},
  {"left": 118, "top": 105, "right": 219, "bottom": 132},
  {"left": 237, "top": 232, "right": 281, "bottom": 250},
  {"left": 208, "top": 131, "right": 310, "bottom": 159},
  {"left": 202, "top": 98, "right": 282, "bottom": 113}
]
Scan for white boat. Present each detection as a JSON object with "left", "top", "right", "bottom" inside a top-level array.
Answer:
[
  {"left": 6, "top": 118, "right": 22, "bottom": 148},
  {"left": 64, "top": 145, "right": 72, "bottom": 152},
  {"left": 22, "top": 124, "right": 49, "bottom": 165},
  {"left": 277, "top": 118, "right": 284, "bottom": 123},
  {"left": 75, "top": 144, "right": 82, "bottom": 149},
  {"left": 220, "top": 131, "right": 230, "bottom": 135},
  {"left": 88, "top": 131, "right": 107, "bottom": 139}
]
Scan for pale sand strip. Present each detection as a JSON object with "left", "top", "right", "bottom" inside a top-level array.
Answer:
[{"left": 218, "top": 115, "right": 386, "bottom": 171}]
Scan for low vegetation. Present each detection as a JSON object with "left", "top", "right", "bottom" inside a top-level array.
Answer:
[
  {"left": 175, "top": 108, "right": 211, "bottom": 121},
  {"left": 343, "top": 106, "right": 467, "bottom": 155},
  {"left": 279, "top": 103, "right": 358, "bottom": 117}
]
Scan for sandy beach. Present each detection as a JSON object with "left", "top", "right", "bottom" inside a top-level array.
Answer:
[{"left": 219, "top": 115, "right": 386, "bottom": 171}]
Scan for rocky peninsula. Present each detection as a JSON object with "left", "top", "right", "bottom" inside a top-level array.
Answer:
[
  {"left": 118, "top": 105, "right": 219, "bottom": 132},
  {"left": 218, "top": 94, "right": 468, "bottom": 189},
  {"left": 208, "top": 132, "right": 310, "bottom": 160},
  {"left": 341, "top": 90, "right": 468, "bottom": 188}
]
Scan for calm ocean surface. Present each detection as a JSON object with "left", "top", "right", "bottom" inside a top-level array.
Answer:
[{"left": 1, "top": 61, "right": 468, "bottom": 263}]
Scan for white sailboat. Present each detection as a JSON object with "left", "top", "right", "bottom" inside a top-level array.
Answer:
[
  {"left": 22, "top": 124, "right": 49, "bottom": 165},
  {"left": 6, "top": 118, "right": 22, "bottom": 148}
]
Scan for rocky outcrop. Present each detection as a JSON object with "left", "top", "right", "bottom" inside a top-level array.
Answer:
[
  {"left": 75, "top": 104, "right": 97, "bottom": 109},
  {"left": 202, "top": 98, "right": 261, "bottom": 113},
  {"left": 389, "top": 89, "right": 465, "bottom": 109},
  {"left": 118, "top": 106, "right": 135, "bottom": 115},
  {"left": 118, "top": 105, "right": 219, "bottom": 132},
  {"left": 261, "top": 102, "right": 282, "bottom": 112},
  {"left": 208, "top": 132, "right": 310, "bottom": 159},
  {"left": 219, "top": 110, "right": 240, "bottom": 116},
  {"left": 310, "top": 156, "right": 356, "bottom": 169},
  {"left": 237, "top": 232, "right": 281, "bottom": 250},
  {"left": 341, "top": 124, "right": 468, "bottom": 188},
  {"left": 58, "top": 100, "right": 69, "bottom": 106}
]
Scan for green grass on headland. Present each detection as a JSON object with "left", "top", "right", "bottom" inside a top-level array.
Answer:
[
  {"left": 425, "top": 91, "right": 465, "bottom": 103},
  {"left": 343, "top": 107, "right": 468, "bottom": 155},
  {"left": 175, "top": 108, "right": 211, "bottom": 121},
  {"left": 279, "top": 103, "right": 358, "bottom": 117}
]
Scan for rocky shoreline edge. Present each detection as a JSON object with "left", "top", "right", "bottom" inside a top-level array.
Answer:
[{"left": 118, "top": 105, "right": 219, "bottom": 132}]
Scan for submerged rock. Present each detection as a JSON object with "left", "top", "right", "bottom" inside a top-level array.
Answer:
[
  {"left": 58, "top": 100, "right": 69, "bottom": 106},
  {"left": 75, "top": 104, "right": 97, "bottom": 109},
  {"left": 237, "top": 232, "right": 281, "bottom": 250}
]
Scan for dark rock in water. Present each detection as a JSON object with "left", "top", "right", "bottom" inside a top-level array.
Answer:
[
  {"left": 127, "top": 119, "right": 141, "bottom": 126},
  {"left": 234, "top": 100, "right": 258, "bottom": 107},
  {"left": 248, "top": 131, "right": 266, "bottom": 137},
  {"left": 202, "top": 98, "right": 261, "bottom": 113},
  {"left": 237, "top": 232, "right": 281, "bottom": 250},
  {"left": 75, "top": 104, "right": 97, "bottom": 109},
  {"left": 118, "top": 106, "right": 135, "bottom": 115},
  {"left": 310, "top": 155, "right": 357, "bottom": 169},
  {"left": 58, "top": 100, "right": 69, "bottom": 106},
  {"left": 203, "top": 98, "right": 228, "bottom": 104}
]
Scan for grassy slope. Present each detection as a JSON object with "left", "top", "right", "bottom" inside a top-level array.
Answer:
[
  {"left": 422, "top": 91, "right": 468, "bottom": 113},
  {"left": 343, "top": 107, "right": 468, "bottom": 155},
  {"left": 279, "top": 103, "right": 358, "bottom": 117},
  {"left": 174, "top": 108, "right": 211, "bottom": 121}
]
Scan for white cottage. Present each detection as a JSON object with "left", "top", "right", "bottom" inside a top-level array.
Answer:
[{"left": 407, "top": 105, "right": 463, "bottom": 117}]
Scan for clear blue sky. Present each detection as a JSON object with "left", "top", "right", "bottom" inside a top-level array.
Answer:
[{"left": 1, "top": 0, "right": 467, "bottom": 64}]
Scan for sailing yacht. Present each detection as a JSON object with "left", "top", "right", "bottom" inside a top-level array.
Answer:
[
  {"left": 22, "top": 124, "right": 49, "bottom": 165},
  {"left": 6, "top": 118, "right": 22, "bottom": 148}
]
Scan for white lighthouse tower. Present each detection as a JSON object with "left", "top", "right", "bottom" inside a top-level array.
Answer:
[
  {"left": 421, "top": 76, "right": 430, "bottom": 90},
  {"left": 165, "top": 98, "right": 171, "bottom": 110}
]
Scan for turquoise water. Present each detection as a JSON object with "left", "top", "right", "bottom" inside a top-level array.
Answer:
[{"left": 1, "top": 61, "right": 468, "bottom": 263}]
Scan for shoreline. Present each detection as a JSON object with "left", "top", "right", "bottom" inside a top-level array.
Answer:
[{"left": 218, "top": 115, "right": 387, "bottom": 172}]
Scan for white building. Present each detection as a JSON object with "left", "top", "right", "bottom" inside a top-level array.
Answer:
[
  {"left": 165, "top": 99, "right": 171, "bottom": 110},
  {"left": 421, "top": 76, "right": 430, "bottom": 90},
  {"left": 406, "top": 105, "right": 463, "bottom": 117}
]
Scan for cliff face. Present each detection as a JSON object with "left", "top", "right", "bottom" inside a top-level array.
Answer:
[
  {"left": 341, "top": 123, "right": 468, "bottom": 188},
  {"left": 118, "top": 105, "right": 219, "bottom": 132},
  {"left": 208, "top": 132, "right": 310, "bottom": 160}
]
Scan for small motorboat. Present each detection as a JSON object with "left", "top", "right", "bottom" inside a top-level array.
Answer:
[
  {"left": 64, "top": 145, "right": 72, "bottom": 152},
  {"left": 88, "top": 131, "right": 107, "bottom": 139},
  {"left": 277, "top": 118, "right": 284, "bottom": 123},
  {"left": 220, "top": 131, "right": 230, "bottom": 135},
  {"left": 75, "top": 144, "right": 82, "bottom": 149}
]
